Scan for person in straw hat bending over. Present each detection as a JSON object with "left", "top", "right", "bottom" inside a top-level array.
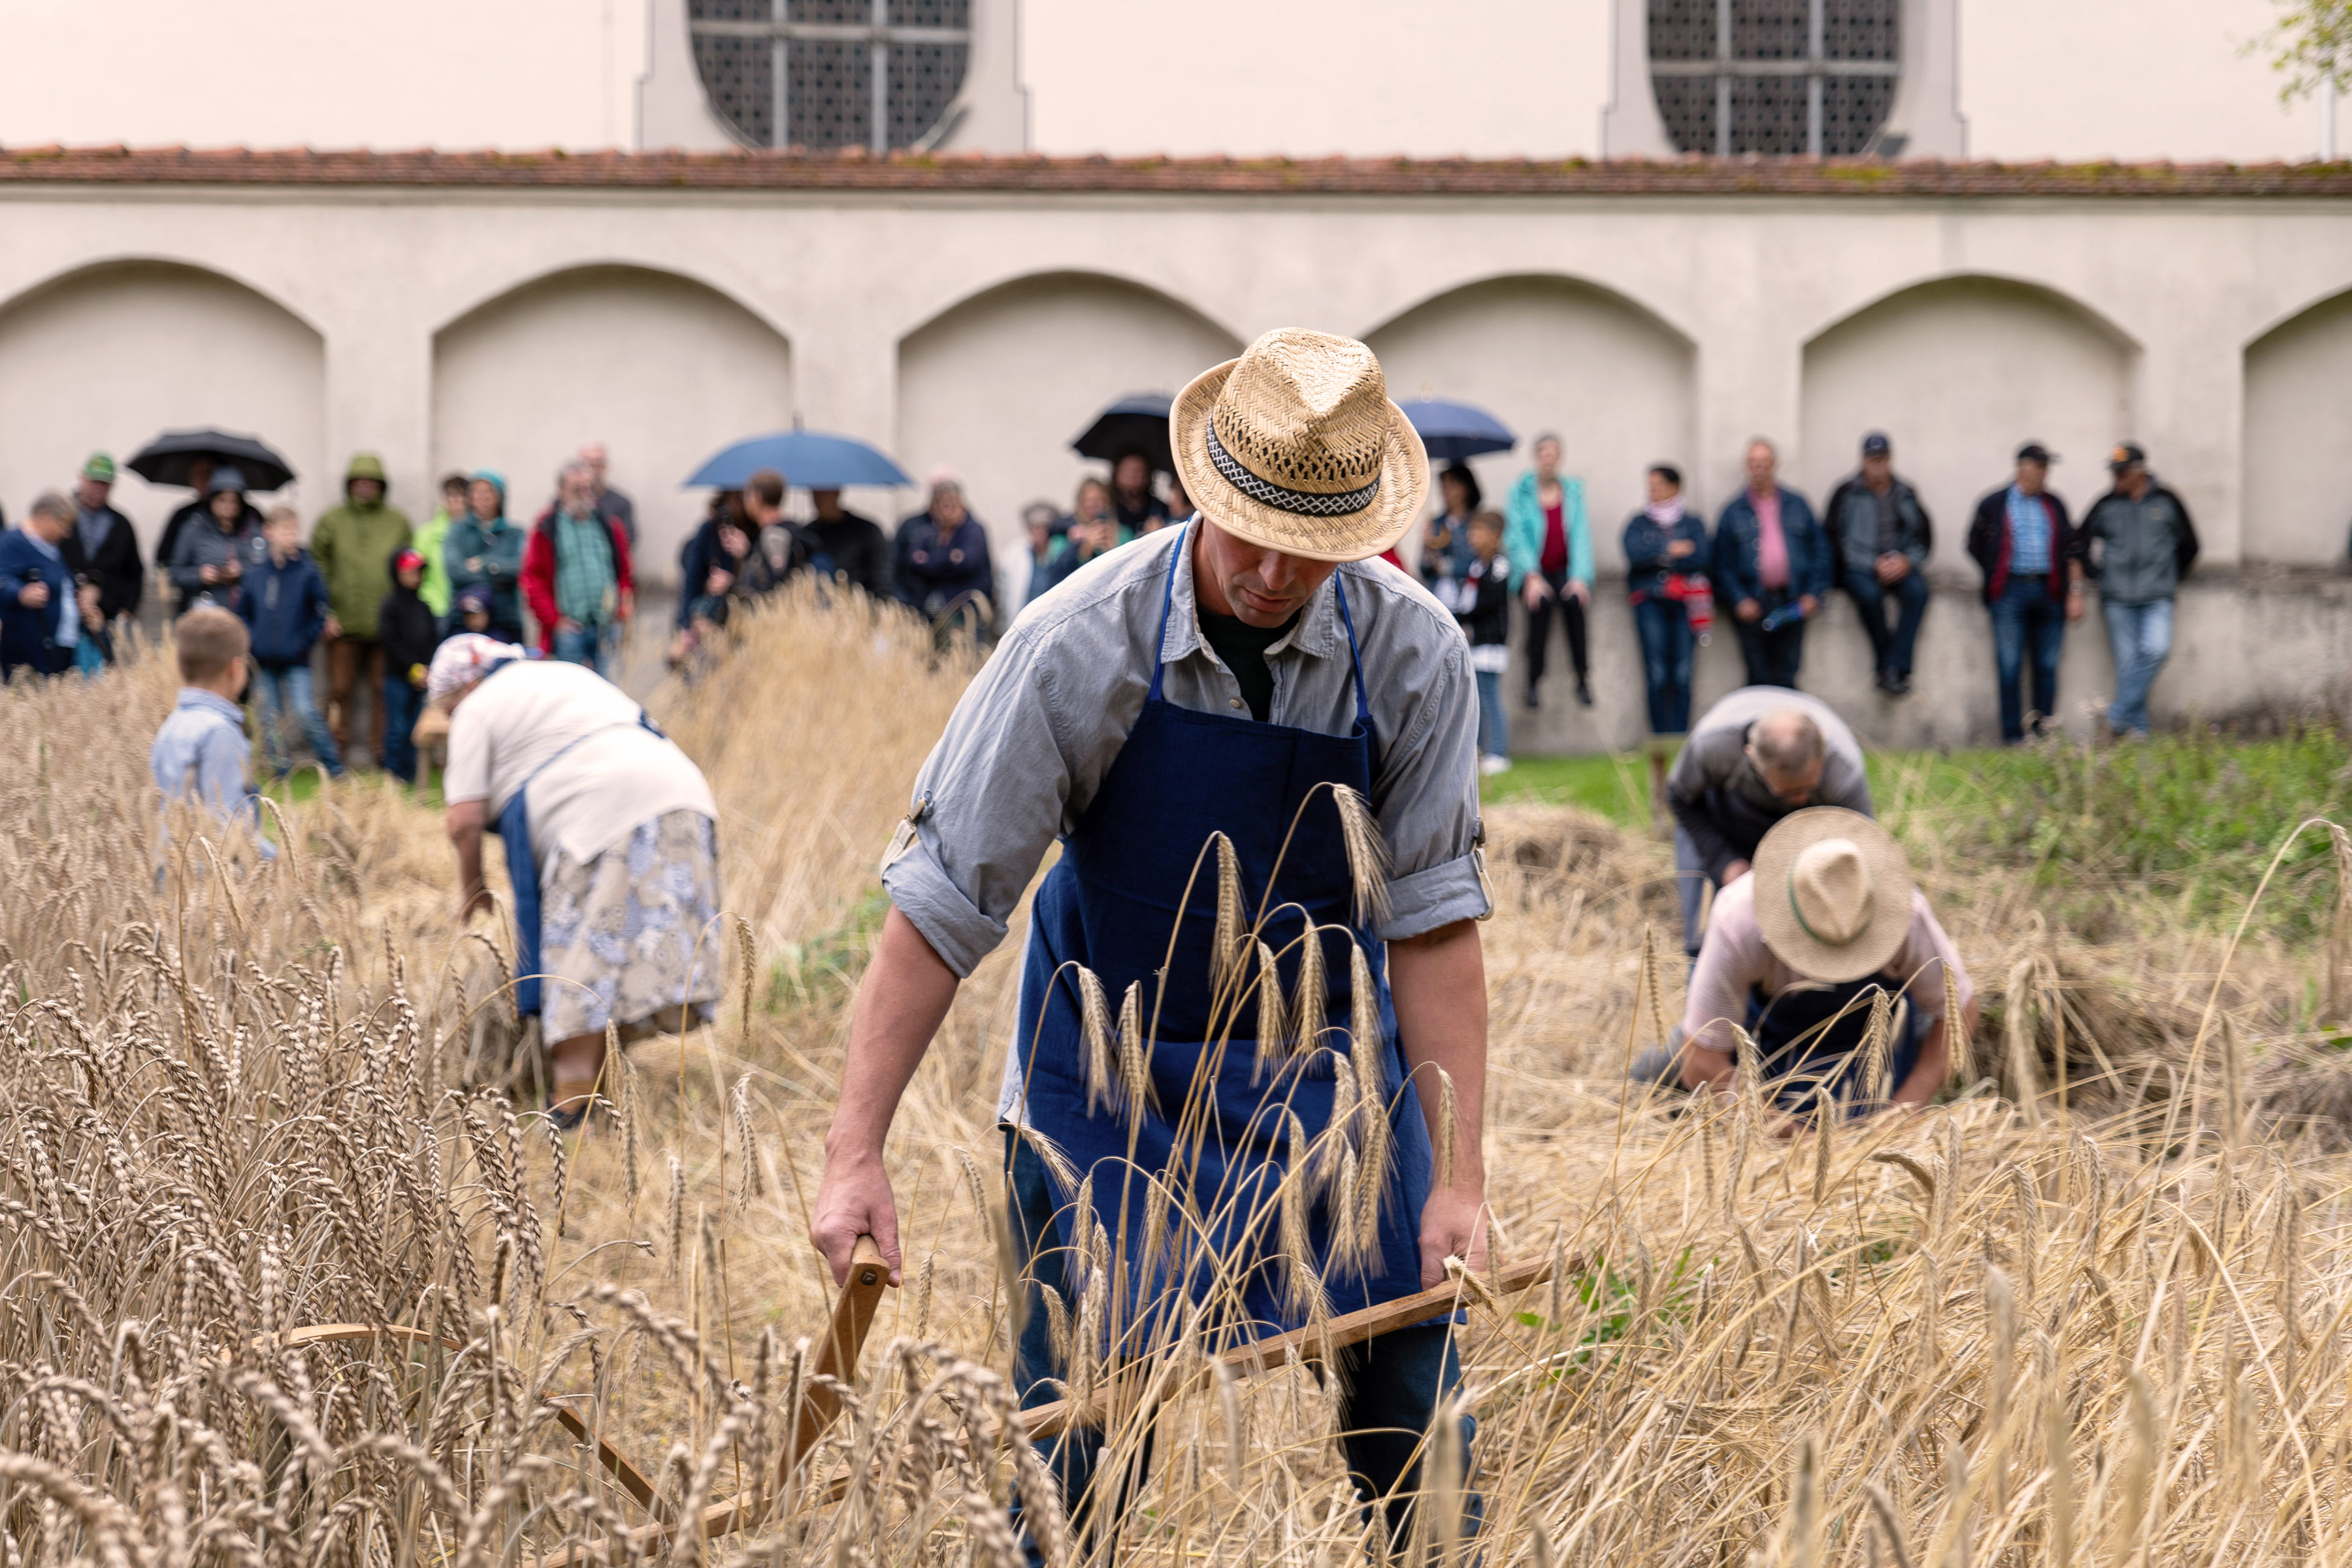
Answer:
[
  {"left": 1677, "top": 806, "right": 1976, "bottom": 1118},
  {"left": 811, "top": 329, "right": 1492, "bottom": 1554}
]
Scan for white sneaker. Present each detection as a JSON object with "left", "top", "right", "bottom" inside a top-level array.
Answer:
[{"left": 1479, "top": 754, "right": 1512, "bottom": 776}]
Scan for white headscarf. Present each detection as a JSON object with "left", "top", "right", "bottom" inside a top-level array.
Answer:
[{"left": 426, "top": 634, "right": 526, "bottom": 704}]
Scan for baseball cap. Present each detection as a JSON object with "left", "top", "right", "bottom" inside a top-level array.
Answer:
[
  {"left": 1859, "top": 431, "right": 1892, "bottom": 457},
  {"left": 2108, "top": 442, "right": 2147, "bottom": 472},
  {"left": 81, "top": 452, "right": 116, "bottom": 483},
  {"left": 2015, "top": 442, "right": 2055, "bottom": 465},
  {"left": 393, "top": 547, "right": 426, "bottom": 574}
]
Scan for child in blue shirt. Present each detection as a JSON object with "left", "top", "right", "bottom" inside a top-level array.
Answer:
[{"left": 150, "top": 606, "right": 272, "bottom": 858}]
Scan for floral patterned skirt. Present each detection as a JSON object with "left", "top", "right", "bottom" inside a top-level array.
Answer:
[{"left": 538, "top": 809, "right": 726, "bottom": 1042}]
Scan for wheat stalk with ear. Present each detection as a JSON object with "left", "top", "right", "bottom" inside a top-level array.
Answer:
[
  {"left": 1292, "top": 924, "right": 1327, "bottom": 1053},
  {"left": 1250, "top": 939, "right": 1286, "bottom": 1086},
  {"left": 1076, "top": 966, "right": 1118, "bottom": 1117},
  {"left": 1211, "top": 833, "right": 1246, "bottom": 993}
]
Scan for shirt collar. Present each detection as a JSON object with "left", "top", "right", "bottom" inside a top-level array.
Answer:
[
  {"left": 1158, "top": 525, "right": 1341, "bottom": 668},
  {"left": 18, "top": 527, "right": 59, "bottom": 559},
  {"left": 176, "top": 688, "right": 245, "bottom": 723}
]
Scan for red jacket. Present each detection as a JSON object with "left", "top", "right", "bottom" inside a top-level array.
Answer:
[{"left": 521, "top": 506, "right": 634, "bottom": 653}]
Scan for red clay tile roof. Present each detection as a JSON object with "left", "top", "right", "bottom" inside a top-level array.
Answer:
[{"left": 0, "top": 146, "right": 2347, "bottom": 197}]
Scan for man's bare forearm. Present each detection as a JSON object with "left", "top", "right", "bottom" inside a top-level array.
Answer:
[
  {"left": 825, "top": 906, "right": 960, "bottom": 1163},
  {"left": 1386, "top": 918, "right": 1487, "bottom": 1189}
]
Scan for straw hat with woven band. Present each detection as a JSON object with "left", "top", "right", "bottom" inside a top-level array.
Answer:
[
  {"left": 1750, "top": 807, "right": 1915, "bottom": 985},
  {"left": 1171, "top": 328, "right": 1429, "bottom": 563}
]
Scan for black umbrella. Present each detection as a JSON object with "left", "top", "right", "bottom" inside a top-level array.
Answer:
[
  {"left": 127, "top": 428, "right": 296, "bottom": 492},
  {"left": 1071, "top": 393, "right": 1173, "bottom": 474}
]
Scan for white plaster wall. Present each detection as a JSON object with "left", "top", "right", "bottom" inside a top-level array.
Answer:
[
  {"left": 1797, "top": 278, "right": 2132, "bottom": 574},
  {"left": 0, "top": 261, "right": 326, "bottom": 549},
  {"left": 1021, "top": 0, "right": 1611, "bottom": 158},
  {"left": 2243, "top": 289, "right": 2352, "bottom": 566},
  {"left": 895, "top": 273, "right": 1243, "bottom": 608},
  {"left": 1959, "top": 0, "right": 2320, "bottom": 162},
  {"left": 431, "top": 266, "right": 794, "bottom": 583},
  {"left": 1363, "top": 275, "right": 1697, "bottom": 574},
  {"left": 0, "top": 0, "right": 649, "bottom": 152}
]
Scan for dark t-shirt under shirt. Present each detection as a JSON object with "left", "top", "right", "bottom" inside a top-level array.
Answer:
[{"left": 1198, "top": 608, "right": 1300, "bottom": 722}]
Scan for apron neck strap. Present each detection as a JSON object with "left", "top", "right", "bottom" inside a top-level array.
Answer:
[{"left": 1147, "top": 521, "right": 1371, "bottom": 725}]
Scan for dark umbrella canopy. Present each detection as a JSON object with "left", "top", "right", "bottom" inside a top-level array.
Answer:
[
  {"left": 1396, "top": 399, "right": 1516, "bottom": 463},
  {"left": 686, "top": 430, "right": 913, "bottom": 491},
  {"left": 126, "top": 429, "right": 296, "bottom": 492},
  {"left": 1071, "top": 393, "right": 1173, "bottom": 473}
]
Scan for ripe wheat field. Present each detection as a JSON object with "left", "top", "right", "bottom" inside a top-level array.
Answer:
[{"left": 7, "top": 581, "right": 2352, "bottom": 1567}]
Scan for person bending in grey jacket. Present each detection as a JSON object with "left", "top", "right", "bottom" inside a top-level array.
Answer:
[
  {"left": 2082, "top": 442, "right": 2198, "bottom": 737},
  {"left": 1663, "top": 685, "right": 1873, "bottom": 958}
]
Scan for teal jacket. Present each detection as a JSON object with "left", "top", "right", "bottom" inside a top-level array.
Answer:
[
  {"left": 1502, "top": 470, "right": 1592, "bottom": 592},
  {"left": 444, "top": 514, "right": 527, "bottom": 630}
]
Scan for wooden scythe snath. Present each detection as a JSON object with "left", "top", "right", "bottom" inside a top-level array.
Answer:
[{"left": 282, "top": 1237, "right": 1564, "bottom": 1560}]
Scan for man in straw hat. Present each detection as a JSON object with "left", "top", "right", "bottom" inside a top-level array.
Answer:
[
  {"left": 1677, "top": 806, "right": 1977, "bottom": 1117},
  {"left": 811, "top": 329, "right": 1492, "bottom": 1553}
]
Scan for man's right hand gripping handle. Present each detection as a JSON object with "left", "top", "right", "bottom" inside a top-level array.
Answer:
[
  {"left": 809, "top": 906, "right": 964, "bottom": 1289},
  {"left": 811, "top": 1152, "right": 903, "bottom": 1287}
]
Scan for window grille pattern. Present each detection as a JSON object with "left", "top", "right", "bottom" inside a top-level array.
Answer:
[
  {"left": 1648, "top": 0, "right": 1899, "bottom": 157},
  {"left": 688, "top": 0, "right": 970, "bottom": 152}
]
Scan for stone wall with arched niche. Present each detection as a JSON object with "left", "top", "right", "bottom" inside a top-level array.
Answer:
[
  {"left": 895, "top": 271, "right": 1243, "bottom": 611},
  {"left": 0, "top": 259, "right": 326, "bottom": 552},
  {"left": 1363, "top": 274, "right": 1697, "bottom": 576},
  {"left": 2242, "top": 289, "right": 2352, "bottom": 567},
  {"left": 1799, "top": 274, "right": 2135, "bottom": 576},
  {"left": 431, "top": 265, "right": 794, "bottom": 589}
]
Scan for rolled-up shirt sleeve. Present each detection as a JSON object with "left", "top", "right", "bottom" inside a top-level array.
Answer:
[
  {"left": 879, "top": 616, "right": 1105, "bottom": 979},
  {"left": 1369, "top": 621, "right": 1489, "bottom": 941}
]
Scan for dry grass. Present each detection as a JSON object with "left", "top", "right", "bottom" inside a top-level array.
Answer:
[{"left": 3, "top": 583, "right": 2351, "bottom": 1566}]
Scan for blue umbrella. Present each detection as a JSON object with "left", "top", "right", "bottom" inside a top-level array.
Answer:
[
  {"left": 1396, "top": 399, "right": 1516, "bottom": 462},
  {"left": 685, "top": 429, "right": 913, "bottom": 490}
]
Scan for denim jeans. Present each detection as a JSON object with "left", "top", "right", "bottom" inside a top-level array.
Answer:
[
  {"left": 1003, "top": 1132, "right": 1479, "bottom": 1564},
  {"left": 1631, "top": 595, "right": 1695, "bottom": 734},
  {"left": 1843, "top": 566, "right": 1929, "bottom": 681},
  {"left": 1989, "top": 575, "right": 2066, "bottom": 743},
  {"left": 252, "top": 662, "right": 344, "bottom": 777},
  {"left": 380, "top": 677, "right": 424, "bottom": 783},
  {"left": 1473, "top": 667, "right": 1509, "bottom": 759},
  {"left": 551, "top": 621, "right": 611, "bottom": 674},
  {"left": 2102, "top": 596, "right": 2173, "bottom": 735}
]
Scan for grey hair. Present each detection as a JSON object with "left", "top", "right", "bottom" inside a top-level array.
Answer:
[
  {"left": 1746, "top": 436, "right": 1778, "bottom": 458},
  {"left": 557, "top": 460, "right": 595, "bottom": 487},
  {"left": 28, "top": 490, "right": 74, "bottom": 524},
  {"left": 1750, "top": 710, "right": 1825, "bottom": 776},
  {"left": 1531, "top": 431, "right": 1564, "bottom": 453}
]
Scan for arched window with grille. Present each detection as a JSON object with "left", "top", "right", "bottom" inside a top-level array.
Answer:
[
  {"left": 688, "top": 0, "right": 972, "bottom": 152},
  {"left": 1650, "top": 0, "right": 1900, "bottom": 156}
]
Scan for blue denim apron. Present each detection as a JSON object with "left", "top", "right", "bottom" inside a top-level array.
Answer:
[
  {"left": 1013, "top": 527, "right": 1435, "bottom": 1347},
  {"left": 1748, "top": 976, "right": 1922, "bottom": 1113},
  {"left": 476, "top": 659, "right": 666, "bottom": 1019}
]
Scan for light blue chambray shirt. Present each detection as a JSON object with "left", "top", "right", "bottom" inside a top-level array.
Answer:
[
  {"left": 881, "top": 525, "right": 1489, "bottom": 984},
  {"left": 150, "top": 689, "right": 270, "bottom": 855}
]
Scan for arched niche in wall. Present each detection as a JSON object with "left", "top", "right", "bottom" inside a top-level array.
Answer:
[
  {"left": 2243, "top": 288, "right": 2352, "bottom": 566},
  {"left": 1362, "top": 274, "right": 1695, "bottom": 574},
  {"left": 431, "top": 265, "right": 793, "bottom": 588},
  {"left": 1799, "top": 275, "right": 2134, "bottom": 573},
  {"left": 0, "top": 259, "right": 325, "bottom": 555},
  {"left": 896, "top": 271, "right": 1242, "bottom": 602}
]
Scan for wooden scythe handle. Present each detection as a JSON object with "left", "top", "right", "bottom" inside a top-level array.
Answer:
[
  {"left": 790, "top": 1234, "right": 892, "bottom": 1465},
  {"left": 1016, "top": 1250, "right": 1569, "bottom": 1440}
]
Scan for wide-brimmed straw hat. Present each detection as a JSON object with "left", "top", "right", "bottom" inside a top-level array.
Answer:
[
  {"left": 1170, "top": 328, "right": 1429, "bottom": 563},
  {"left": 1751, "top": 808, "right": 1914, "bottom": 984}
]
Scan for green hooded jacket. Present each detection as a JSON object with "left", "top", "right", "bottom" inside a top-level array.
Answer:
[{"left": 310, "top": 453, "right": 414, "bottom": 639}]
